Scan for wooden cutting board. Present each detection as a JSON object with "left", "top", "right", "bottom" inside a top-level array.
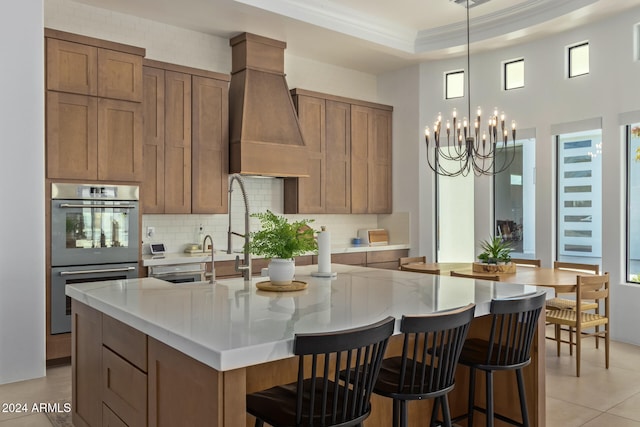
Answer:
[{"left": 368, "top": 229, "right": 388, "bottom": 246}]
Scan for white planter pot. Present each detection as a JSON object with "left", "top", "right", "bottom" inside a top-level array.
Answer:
[{"left": 268, "top": 258, "right": 295, "bottom": 285}]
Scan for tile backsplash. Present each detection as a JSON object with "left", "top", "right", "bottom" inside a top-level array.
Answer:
[{"left": 141, "top": 177, "right": 394, "bottom": 254}]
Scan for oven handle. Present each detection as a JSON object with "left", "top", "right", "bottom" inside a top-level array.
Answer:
[
  {"left": 59, "top": 266, "right": 136, "bottom": 276},
  {"left": 58, "top": 203, "right": 137, "bottom": 209}
]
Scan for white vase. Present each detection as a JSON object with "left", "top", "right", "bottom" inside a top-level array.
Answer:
[{"left": 268, "top": 258, "right": 295, "bottom": 285}]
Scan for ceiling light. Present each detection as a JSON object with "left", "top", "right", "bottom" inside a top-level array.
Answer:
[{"left": 425, "top": 0, "right": 517, "bottom": 177}]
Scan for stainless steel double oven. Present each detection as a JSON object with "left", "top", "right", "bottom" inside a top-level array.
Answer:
[{"left": 50, "top": 183, "right": 139, "bottom": 334}]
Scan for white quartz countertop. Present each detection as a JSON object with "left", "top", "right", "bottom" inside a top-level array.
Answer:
[
  {"left": 141, "top": 243, "right": 410, "bottom": 266},
  {"left": 66, "top": 264, "right": 548, "bottom": 372}
]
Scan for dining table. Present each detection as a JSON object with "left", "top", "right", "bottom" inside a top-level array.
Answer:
[{"left": 399, "top": 261, "right": 582, "bottom": 292}]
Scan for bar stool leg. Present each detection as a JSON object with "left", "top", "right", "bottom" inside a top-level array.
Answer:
[
  {"left": 486, "top": 370, "right": 494, "bottom": 427},
  {"left": 400, "top": 399, "right": 408, "bottom": 427},
  {"left": 430, "top": 396, "right": 440, "bottom": 427},
  {"left": 441, "top": 395, "right": 453, "bottom": 427},
  {"left": 392, "top": 399, "right": 400, "bottom": 427},
  {"left": 516, "top": 368, "right": 530, "bottom": 427},
  {"left": 254, "top": 419, "right": 264, "bottom": 427},
  {"left": 468, "top": 366, "right": 476, "bottom": 427}
]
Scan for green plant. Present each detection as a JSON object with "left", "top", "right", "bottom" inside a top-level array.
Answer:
[
  {"left": 248, "top": 210, "right": 318, "bottom": 259},
  {"left": 477, "top": 237, "right": 512, "bottom": 264}
]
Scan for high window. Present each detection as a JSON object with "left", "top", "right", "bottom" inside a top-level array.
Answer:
[
  {"left": 445, "top": 70, "right": 464, "bottom": 99},
  {"left": 494, "top": 138, "right": 536, "bottom": 258},
  {"left": 556, "top": 129, "right": 602, "bottom": 265},
  {"left": 627, "top": 123, "right": 640, "bottom": 283},
  {"left": 568, "top": 42, "right": 589, "bottom": 78},
  {"left": 504, "top": 58, "right": 524, "bottom": 90}
]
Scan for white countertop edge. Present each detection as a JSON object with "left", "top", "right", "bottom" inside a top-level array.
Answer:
[
  {"left": 66, "top": 266, "right": 551, "bottom": 372},
  {"left": 142, "top": 243, "right": 411, "bottom": 266}
]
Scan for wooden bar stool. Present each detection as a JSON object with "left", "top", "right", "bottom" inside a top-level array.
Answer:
[
  {"left": 372, "top": 304, "right": 476, "bottom": 427},
  {"left": 453, "top": 291, "right": 546, "bottom": 427},
  {"left": 246, "top": 316, "right": 395, "bottom": 427}
]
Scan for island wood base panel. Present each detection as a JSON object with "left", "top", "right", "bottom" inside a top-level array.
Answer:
[{"left": 72, "top": 301, "right": 544, "bottom": 427}]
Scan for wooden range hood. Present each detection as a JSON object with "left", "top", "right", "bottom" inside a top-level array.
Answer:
[{"left": 228, "top": 33, "right": 308, "bottom": 177}]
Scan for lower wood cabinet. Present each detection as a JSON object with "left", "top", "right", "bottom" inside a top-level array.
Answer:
[
  {"left": 73, "top": 301, "right": 244, "bottom": 427},
  {"left": 215, "top": 250, "right": 407, "bottom": 279},
  {"left": 102, "top": 348, "right": 147, "bottom": 427},
  {"left": 147, "top": 338, "right": 221, "bottom": 427},
  {"left": 72, "top": 302, "right": 148, "bottom": 427},
  {"left": 366, "top": 249, "right": 408, "bottom": 270}
]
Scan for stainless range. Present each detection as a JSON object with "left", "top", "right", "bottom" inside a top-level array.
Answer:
[{"left": 50, "top": 183, "right": 140, "bottom": 334}]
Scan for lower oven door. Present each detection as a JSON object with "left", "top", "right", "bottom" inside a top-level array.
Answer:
[{"left": 51, "top": 262, "right": 138, "bottom": 334}]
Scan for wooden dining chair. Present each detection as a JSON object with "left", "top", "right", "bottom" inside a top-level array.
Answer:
[
  {"left": 546, "top": 273, "right": 610, "bottom": 377},
  {"left": 511, "top": 258, "right": 541, "bottom": 267},
  {"left": 547, "top": 261, "right": 600, "bottom": 310},
  {"left": 547, "top": 262, "right": 601, "bottom": 351},
  {"left": 398, "top": 256, "right": 427, "bottom": 269},
  {"left": 450, "top": 271, "right": 500, "bottom": 281}
]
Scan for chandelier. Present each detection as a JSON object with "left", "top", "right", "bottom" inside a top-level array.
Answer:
[{"left": 424, "top": 0, "right": 517, "bottom": 177}]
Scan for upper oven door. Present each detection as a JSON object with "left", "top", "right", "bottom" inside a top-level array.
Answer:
[{"left": 51, "top": 199, "right": 139, "bottom": 266}]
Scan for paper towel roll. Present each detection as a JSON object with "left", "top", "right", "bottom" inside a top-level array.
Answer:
[{"left": 317, "top": 227, "right": 332, "bottom": 274}]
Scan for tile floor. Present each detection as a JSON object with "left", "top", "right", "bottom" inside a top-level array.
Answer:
[{"left": 1, "top": 337, "right": 640, "bottom": 426}]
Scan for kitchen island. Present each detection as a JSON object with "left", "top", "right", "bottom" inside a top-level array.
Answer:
[{"left": 67, "top": 264, "right": 548, "bottom": 427}]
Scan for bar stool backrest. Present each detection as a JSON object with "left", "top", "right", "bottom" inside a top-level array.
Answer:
[
  {"left": 397, "top": 303, "right": 476, "bottom": 397},
  {"left": 483, "top": 291, "right": 546, "bottom": 369},
  {"left": 293, "top": 316, "right": 395, "bottom": 426}
]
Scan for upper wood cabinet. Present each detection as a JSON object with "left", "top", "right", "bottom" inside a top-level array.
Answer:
[
  {"left": 98, "top": 98, "right": 143, "bottom": 182},
  {"left": 164, "top": 71, "right": 192, "bottom": 214},
  {"left": 46, "top": 92, "right": 98, "bottom": 180},
  {"left": 285, "top": 94, "right": 326, "bottom": 213},
  {"left": 45, "top": 30, "right": 145, "bottom": 182},
  {"left": 46, "top": 38, "right": 98, "bottom": 96},
  {"left": 191, "top": 76, "right": 229, "bottom": 214},
  {"left": 142, "top": 66, "right": 165, "bottom": 213},
  {"left": 325, "top": 100, "right": 352, "bottom": 213},
  {"left": 351, "top": 105, "right": 392, "bottom": 214},
  {"left": 46, "top": 92, "right": 142, "bottom": 182},
  {"left": 46, "top": 30, "right": 144, "bottom": 102},
  {"left": 285, "top": 89, "right": 390, "bottom": 214},
  {"left": 142, "top": 60, "right": 230, "bottom": 214},
  {"left": 285, "top": 91, "right": 352, "bottom": 214}
]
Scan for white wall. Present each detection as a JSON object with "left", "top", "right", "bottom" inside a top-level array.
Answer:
[
  {"left": 382, "top": 6, "right": 640, "bottom": 344},
  {"left": 0, "top": 0, "right": 45, "bottom": 384}
]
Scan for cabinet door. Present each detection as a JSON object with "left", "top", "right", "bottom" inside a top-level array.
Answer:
[
  {"left": 72, "top": 302, "right": 102, "bottom": 427},
  {"left": 102, "top": 347, "right": 147, "bottom": 427},
  {"left": 46, "top": 38, "right": 97, "bottom": 96},
  {"left": 325, "top": 100, "right": 351, "bottom": 213},
  {"left": 192, "top": 76, "right": 229, "bottom": 214},
  {"left": 369, "top": 108, "right": 392, "bottom": 213},
  {"left": 142, "top": 66, "right": 165, "bottom": 213},
  {"left": 98, "top": 48, "right": 143, "bottom": 102},
  {"left": 350, "top": 105, "right": 371, "bottom": 214},
  {"left": 163, "top": 71, "right": 192, "bottom": 213},
  {"left": 97, "top": 98, "right": 143, "bottom": 181},
  {"left": 296, "top": 95, "right": 326, "bottom": 213},
  {"left": 148, "top": 338, "right": 227, "bottom": 427},
  {"left": 46, "top": 92, "right": 98, "bottom": 180}
]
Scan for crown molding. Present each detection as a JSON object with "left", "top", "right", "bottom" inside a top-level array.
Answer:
[
  {"left": 234, "top": 0, "right": 417, "bottom": 53},
  {"left": 415, "top": 0, "right": 598, "bottom": 53},
  {"left": 236, "top": 0, "right": 599, "bottom": 56}
]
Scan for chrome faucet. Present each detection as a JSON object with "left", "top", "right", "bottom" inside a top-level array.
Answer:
[
  {"left": 227, "top": 174, "right": 252, "bottom": 282},
  {"left": 202, "top": 234, "right": 215, "bottom": 284}
]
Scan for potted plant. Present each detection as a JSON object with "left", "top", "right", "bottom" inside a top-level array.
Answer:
[
  {"left": 248, "top": 210, "right": 318, "bottom": 285},
  {"left": 474, "top": 237, "right": 515, "bottom": 273}
]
